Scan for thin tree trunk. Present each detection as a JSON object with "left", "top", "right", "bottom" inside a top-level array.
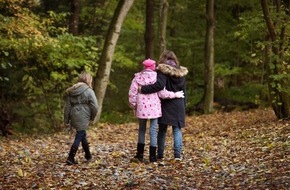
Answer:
[
  {"left": 261, "top": 0, "right": 290, "bottom": 119},
  {"left": 94, "top": 0, "right": 134, "bottom": 122},
  {"left": 69, "top": 0, "right": 80, "bottom": 35},
  {"left": 145, "top": 0, "right": 155, "bottom": 59},
  {"left": 158, "top": 0, "right": 168, "bottom": 54},
  {"left": 204, "top": 0, "right": 215, "bottom": 114}
]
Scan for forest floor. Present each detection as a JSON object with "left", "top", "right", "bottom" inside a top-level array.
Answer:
[{"left": 0, "top": 109, "right": 289, "bottom": 190}]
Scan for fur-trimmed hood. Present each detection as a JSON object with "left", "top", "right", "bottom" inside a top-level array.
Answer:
[
  {"left": 66, "top": 82, "right": 90, "bottom": 97},
  {"left": 156, "top": 63, "right": 188, "bottom": 77}
]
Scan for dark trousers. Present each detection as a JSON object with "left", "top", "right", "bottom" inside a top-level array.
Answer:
[{"left": 72, "top": 130, "right": 88, "bottom": 148}]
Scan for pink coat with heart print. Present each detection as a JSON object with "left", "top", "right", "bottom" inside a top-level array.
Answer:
[{"left": 128, "top": 69, "right": 176, "bottom": 119}]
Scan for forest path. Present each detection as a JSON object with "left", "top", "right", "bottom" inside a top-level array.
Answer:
[{"left": 0, "top": 109, "right": 289, "bottom": 189}]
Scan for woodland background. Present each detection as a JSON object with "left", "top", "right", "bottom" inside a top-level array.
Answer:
[
  {"left": 0, "top": 0, "right": 289, "bottom": 133},
  {"left": 0, "top": 0, "right": 289, "bottom": 189}
]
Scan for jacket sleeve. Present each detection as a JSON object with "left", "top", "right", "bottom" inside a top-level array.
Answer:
[
  {"left": 141, "top": 72, "right": 166, "bottom": 94},
  {"left": 128, "top": 78, "right": 138, "bottom": 109},
  {"left": 158, "top": 88, "right": 177, "bottom": 99},
  {"left": 63, "top": 93, "right": 71, "bottom": 124},
  {"left": 88, "top": 89, "right": 98, "bottom": 121},
  {"left": 183, "top": 80, "right": 187, "bottom": 106}
]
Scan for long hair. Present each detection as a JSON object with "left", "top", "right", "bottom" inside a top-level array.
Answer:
[
  {"left": 158, "top": 50, "right": 180, "bottom": 66},
  {"left": 78, "top": 71, "right": 93, "bottom": 88}
]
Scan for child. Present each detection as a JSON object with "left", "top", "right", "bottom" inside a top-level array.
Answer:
[
  {"left": 63, "top": 71, "right": 98, "bottom": 165},
  {"left": 128, "top": 58, "right": 184, "bottom": 162}
]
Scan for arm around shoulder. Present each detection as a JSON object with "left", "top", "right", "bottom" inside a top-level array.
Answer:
[
  {"left": 141, "top": 72, "right": 167, "bottom": 94},
  {"left": 158, "top": 88, "right": 184, "bottom": 99}
]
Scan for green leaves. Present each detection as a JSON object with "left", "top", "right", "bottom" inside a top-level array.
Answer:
[
  {"left": 0, "top": 1, "right": 101, "bottom": 132},
  {"left": 215, "top": 63, "right": 241, "bottom": 77}
]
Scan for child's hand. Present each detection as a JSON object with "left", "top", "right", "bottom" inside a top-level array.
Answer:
[
  {"left": 175, "top": 91, "right": 184, "bottom": 98},
  {"left": 66, "top": 124, "right": 73, "bottom": 133}
]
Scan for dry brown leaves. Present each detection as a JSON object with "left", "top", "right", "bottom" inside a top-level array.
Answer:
[{"left": 0, "top": 109, "right": 289, "bottom": 189}]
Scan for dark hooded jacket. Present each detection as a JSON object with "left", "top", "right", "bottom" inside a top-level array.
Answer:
[
  {"left": 63, "top": 82, "right": 98, "bottom": 131},
  {"left": 141, "top": 63, "right": 188, "bottom": 127}
]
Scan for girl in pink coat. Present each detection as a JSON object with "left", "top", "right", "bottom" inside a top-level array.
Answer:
[{"left": 128, "top": 58, "right": 184, "bottom": 162}]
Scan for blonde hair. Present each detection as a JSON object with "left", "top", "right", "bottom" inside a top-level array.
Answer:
[
  {"left": 78, "top": 71, "right": 93, "bottom": 88},
  {"left": 158, "top": 50, "right": 180, "bottom": 66}
]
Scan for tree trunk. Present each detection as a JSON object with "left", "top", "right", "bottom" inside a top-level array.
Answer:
[
  {"left": 69, "top": 0, "right": 80, "bottom": 35},
  {"left": 261, "top": 0, "right": 290, "bottom": 119},
  {"left": 204, "top": 0, "right": 215, "bottom": 114},
  {"left": 94, "top": 0, "right": 134, "bottom": 122},
  {"left": 145, "top": 0, "right": 155, "bottom": 59},
  {"left": 158, "top": 0, "right": 168, "bottom": 54}
]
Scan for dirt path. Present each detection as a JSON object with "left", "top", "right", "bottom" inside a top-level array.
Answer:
[{"left": 0, "top": 109, "right": 289, "bottom": 189}]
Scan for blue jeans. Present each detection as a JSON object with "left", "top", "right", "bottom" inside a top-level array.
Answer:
[
  {"left": 157, "top": 124, "right": 182, "bottom": 158},
  {"left": 72, "top": 130, "right": 88, "bottom": 149},
  {"left": 138, "top": 118, "right": 158, "bottom": 147}
]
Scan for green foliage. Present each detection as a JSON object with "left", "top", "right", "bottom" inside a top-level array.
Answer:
[
  {"left": 46, "top": 11, "right": 70, "bottom": 36},
  {"left": 79, "top": 0, "right": 117, "bottom": 35},
  {"left": 216, "top": 84, "right": 268, "bottom": 106},
  {"left": 215, "top": 63, "right": 241, "bottom": 77},
  {"left": 103, "top": 55, "right": 137, "bottom": 122},
  {"left": 1, "top": 0, "right": 290, "bottom": 130},
  {"left": 117, "top": 0, "right": 146, "bottom": 62},
  {"left": 0, "top": 1, "right": 99, "bottom": 133},
  {"left": 185, "top": 88, "right": 204, "bottom": 114},
  {"left": 100, "top": 110, "right": 135, "bottom": 124}
]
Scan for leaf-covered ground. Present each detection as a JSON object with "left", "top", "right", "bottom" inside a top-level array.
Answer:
[{"left": 0, "top": 109, "right": 289, "bottom": 190}]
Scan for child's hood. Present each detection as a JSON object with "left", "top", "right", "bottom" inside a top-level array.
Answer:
[
  {"left": 134, "top": 70, "right": 157, "bottom": 85},
  {"left": 66, "top": 82, "right": 90, "bottom": 96}
]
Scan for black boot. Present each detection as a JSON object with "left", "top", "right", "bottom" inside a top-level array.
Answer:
[
  {"left": 82, "top": 142, "right": 92, "bottom": 161},
  {"left": 149, "top": 146, "right": 157, "bottom": 162},
  {"left": 134, "top": 143, "right": 145, "bottom": 161},
  {"left": 66, "top": 146, "right": 78, "bottom": 165}
]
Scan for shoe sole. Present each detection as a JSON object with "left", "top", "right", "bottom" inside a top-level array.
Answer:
[{"left": 66, "top": 160, "right": 78, "bottom": 165}]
